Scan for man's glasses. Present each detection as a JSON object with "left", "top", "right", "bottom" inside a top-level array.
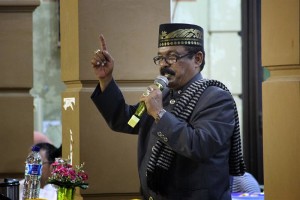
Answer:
[{"left": 153, "top": 52, "right": 194, "bottom": 65}]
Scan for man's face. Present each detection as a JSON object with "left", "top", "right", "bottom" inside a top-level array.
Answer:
[
  {"left": 157, "top": 46, "right": 202, "bottom": 90},
  {"left": 39, "top": 149, "right": 52, "bottom": 188}
]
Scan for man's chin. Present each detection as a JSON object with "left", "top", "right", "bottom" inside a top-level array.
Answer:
[
  {"left": 166, "top": 79, "right": 175, "bottom": 88},
  {"left": 163, "top": 73, "right": 173, "bottom": 80}
]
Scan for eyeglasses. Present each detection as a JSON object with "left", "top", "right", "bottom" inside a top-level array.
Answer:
[{"left": 153, "top": 52, "right": 194, "bottom": 65}]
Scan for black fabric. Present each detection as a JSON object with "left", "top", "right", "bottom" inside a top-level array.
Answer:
[
  {"left": 158, "top": 23, "right": 204, "bottom": 47},
  {"left": 146, "top": 79, "right": 246, "bottom": 195}
]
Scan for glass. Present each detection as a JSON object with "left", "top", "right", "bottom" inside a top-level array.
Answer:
[
  {"left": 57, "top": 187, "right": 75, "bottom": 200},
  {"left": 153, "top": 52, "right": 194, "bottom": 65}
]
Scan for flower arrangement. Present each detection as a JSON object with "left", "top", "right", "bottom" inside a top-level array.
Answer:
[{"left": 48, "top": 158, "right": 89, "bottom": 189}]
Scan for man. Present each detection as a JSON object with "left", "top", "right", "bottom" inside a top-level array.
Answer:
[
  {"left": 35, "top": 143, "right": 62, "bottom": 189},
  {"left": 20, "top": 143, "right": 62, "bottom": 200},
  {"left": 91, "top": 23, "right": 245, "bottom": 200},
  {"left": 33, "top": 131, "right": 53, "bottom": 145}
]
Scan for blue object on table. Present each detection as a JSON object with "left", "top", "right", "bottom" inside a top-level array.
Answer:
[{"left": 231, "top": 192, "right": 264, "bottom": 200}]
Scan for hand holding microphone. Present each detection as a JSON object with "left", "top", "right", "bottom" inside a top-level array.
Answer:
[{"left": 128, "top": 76, "right": 168, "bottom": 128}]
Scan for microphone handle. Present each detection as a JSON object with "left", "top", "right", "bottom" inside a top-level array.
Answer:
[
  {"left": 127, "top": 82, "right": 164, "bottom": 128},
  {"left": 134, "top": 101, "right": 146, "bottom": 118}
]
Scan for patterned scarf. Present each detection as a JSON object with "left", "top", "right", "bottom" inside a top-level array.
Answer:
[{"left": 146, "top": 79, "right": 246, "bottom": 194}]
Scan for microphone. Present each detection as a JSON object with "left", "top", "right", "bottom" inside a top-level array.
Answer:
[{"left": 128, "top": 75, "right": 169, "bottom": 128}]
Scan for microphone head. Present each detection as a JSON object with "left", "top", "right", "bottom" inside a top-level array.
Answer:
[{"left": 154, "top": 75, "right": 169, "bottom": 89}]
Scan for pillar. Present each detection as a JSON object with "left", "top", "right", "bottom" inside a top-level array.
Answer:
[
  {"left": 262, "top": 0, "right": 300, "bottom": 199},
  {"left": 0, "top": 0, "right": 39, "bottom": 178},
  {"left": 60, "top": 0, "right": 170, "bottom": 199}
]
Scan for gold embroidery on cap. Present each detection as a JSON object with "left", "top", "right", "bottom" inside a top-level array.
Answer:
[
  {"left": 160, "top": 29, "right": 203, "bottom": 40},
  {"left": 159, "top": 28, "right": 203, "bottom": 47}
]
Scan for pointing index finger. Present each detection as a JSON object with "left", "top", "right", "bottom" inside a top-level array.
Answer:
[{"left": 99, "top": 34, "right": 108, "bottom": 51}]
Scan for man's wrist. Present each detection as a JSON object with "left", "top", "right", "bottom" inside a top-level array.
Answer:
[
  {"left": 99, "top": 76, "right": 113, "bottom": 92},
  {"left": 155, "top": 109, "right": 166, "bottom": 122}
]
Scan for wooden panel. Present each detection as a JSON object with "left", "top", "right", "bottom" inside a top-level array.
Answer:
[
  {"left": 60, "top": 0, "right": 79, "bottom": 81},
  {"left": 62, "top": 84, "right": 142, "bottom": 195},
  {"left": 77, "top": 0, "right": 171, "bottom": 81},
  {"left": 0, "top": 0, "right": 39, "bottom": 11},
  {"left": 262, "top": 68, "right": 300, "bottom": 200},
  {"left": 0, "top": 0, "right": 38, "bottom": 177},
  {"left": 0, "top": 94, "right": 33, "bottom": 173},
  {"left": 80, "top": 88, "right": 140, "bottom": 194},
  {"left": 261, "top": 0, "right": 299, "bottom": 66},
  {"left": 0, "top": 12, "right": 33, "bottom": 87}
]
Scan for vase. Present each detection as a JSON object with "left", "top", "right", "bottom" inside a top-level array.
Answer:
[{"left": 57, "top": 187, "right": 75, "bottom": 200}]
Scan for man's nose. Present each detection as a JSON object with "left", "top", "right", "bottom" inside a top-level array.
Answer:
[{"left": 159, "top": 58, "right": 170, "bottom": 67}]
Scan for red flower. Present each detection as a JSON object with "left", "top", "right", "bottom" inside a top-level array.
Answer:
[{"left": 48, "top": 158, "right": 89, "bottom": 189}]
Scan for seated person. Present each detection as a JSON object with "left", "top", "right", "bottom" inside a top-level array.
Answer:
[
  {"left": 20, "top": 142, "right": 62, "bottom": 200},
  {"left": 33, "top": 131, "right": 53, "bottom": 145},
  {"left": 231, "top": 172, "right": 261, "bottom": 193}
]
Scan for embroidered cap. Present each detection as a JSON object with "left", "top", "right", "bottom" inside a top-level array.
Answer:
[{"left": 158, "top": 23, "right": 204, "bottom": 48}]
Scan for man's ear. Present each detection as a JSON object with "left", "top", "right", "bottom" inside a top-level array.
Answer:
[{"left": 194, "top": 51, "right": 203, "bottom": 66}]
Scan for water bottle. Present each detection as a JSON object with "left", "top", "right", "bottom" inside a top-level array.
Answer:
[{"left": 22, "top": 145, "right": 42, "bottom": 199}]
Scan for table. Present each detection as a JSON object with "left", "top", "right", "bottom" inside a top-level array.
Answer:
[{"left": 232, "top": 193, "right": 264, "bottom": 200}]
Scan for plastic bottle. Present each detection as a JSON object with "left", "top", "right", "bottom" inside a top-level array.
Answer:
[{"left": 22, "top": 145, "right": 42, "bottom": 199}]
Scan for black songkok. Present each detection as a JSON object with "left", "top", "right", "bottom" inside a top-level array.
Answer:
[{"left": 158, "top": 23, "right": 204, "bottom": 48}]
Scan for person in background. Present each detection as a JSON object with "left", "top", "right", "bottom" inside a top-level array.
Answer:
[
  {"left": 33, "top": 131, "right": 53, "bottom": 145},
  {"left": 35, "top": 143, "right": 62, "bottom": 190},
  {"left": 20, "top": 143, "right": 62, "bottom": 200},
  {"left": 90, "top": 23, "right": 245, "bottom": 199}
]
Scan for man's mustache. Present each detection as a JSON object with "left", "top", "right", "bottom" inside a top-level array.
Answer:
[{"left": 160, "top": 67, "right": 175, "bottom": 76}]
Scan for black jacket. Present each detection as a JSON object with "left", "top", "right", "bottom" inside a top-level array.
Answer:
[{"left": 91, "top": 74, "right": 235, "bottom": 200}]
